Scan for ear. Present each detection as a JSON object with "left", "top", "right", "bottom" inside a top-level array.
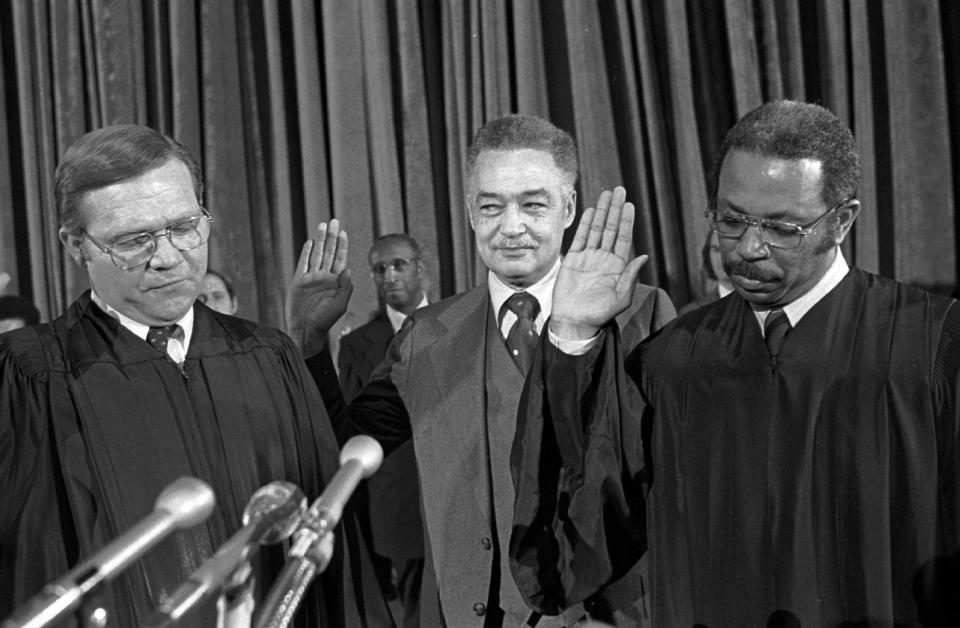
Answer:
[
  {"left": 60, "top": 227, "right": 87, "bottom": 267},
  {"left": 829, "top": 199, "right": 860, "bottom": 245},
  {"left": 563, "top": 190, "right": 577, "bottom": 229},
  {"left": 466, "top": 200, "right": 477, "bottom": 231}
]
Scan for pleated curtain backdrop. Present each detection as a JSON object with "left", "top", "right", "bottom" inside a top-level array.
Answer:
[{"left": 0, "top": 0, "right": 957, "bottom": 339}]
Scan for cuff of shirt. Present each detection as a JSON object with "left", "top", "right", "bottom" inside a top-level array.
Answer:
[{"left": 547, "top": 326, "right": 601, "bottom": 355}]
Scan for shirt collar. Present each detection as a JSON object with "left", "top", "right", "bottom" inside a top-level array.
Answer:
[
  {"left": 487, "top": 258, "right": 560, "bottom": 333},
  {"left": 90, "top": 290, "right": 195, "bottom": 351},
  {"left": 753, "top": 249, "right": 849, "bottom": 328},
  {"left": 385, "top": 291, "right": 429, "bottom": 333}
]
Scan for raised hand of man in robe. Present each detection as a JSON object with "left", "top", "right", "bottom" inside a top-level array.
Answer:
[
  {"left": 549, "top": 186, "right": 648, "bottom": 342},
  {"left": 286, "top": 219, "right": 353, "bottom": 357}
]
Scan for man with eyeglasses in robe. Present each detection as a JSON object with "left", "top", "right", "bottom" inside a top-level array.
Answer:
[
  {"left": 0, "top": 125, "right": 390, "bottom": 627},
  {"left": 338, "top": 233, "right": 429, "bottom": 628},
  {"left": 510, "top": 100, "right": 960, "bottom": 626}
]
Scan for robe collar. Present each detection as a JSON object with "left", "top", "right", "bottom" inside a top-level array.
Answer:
[
  {"left": 753, "top": 249, "right": 850, "bottom": 330},
  {"left": 90, "top": 290, "right": 195, "bottom": 356}
]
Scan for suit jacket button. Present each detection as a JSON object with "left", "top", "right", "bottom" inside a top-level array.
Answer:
[
  {"left": 481, "top": 536, "right": 492, "bottom": 550},
  {"left": 473, "top": 602, "right": 486, "bottom": 616}
]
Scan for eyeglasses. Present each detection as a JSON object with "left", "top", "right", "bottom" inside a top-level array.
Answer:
[
  {"left": 370, "top": 257, "right": 419, "bottom": 277},
  {"left": 705, "top": 197, "right": 852, "bottom": 250},
  {"left": 83, "top": 208, "right": 213, "bottom": 270}
]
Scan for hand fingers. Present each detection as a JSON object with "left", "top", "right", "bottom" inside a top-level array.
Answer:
[
  {"left": 320, "top": 219, "right": 341, "bottom": 271},
  {"left": 617, "top": 254, "right": 648, "bottom": 297},
  {"left": 613, "top": 201, "right": 636, "bottom": 260},
  {"left": 599, "top": 186, "right": 627, "bottom": 251},
  {"left": 309, "top": 222, "right": 328, "bottom": 271},
  {"left": 585, "top": 189, "right": 613, "bottom": 249},
  {"left": 568, "top": 206, "right": 596, "bottom": 253},
  {"left": 331, "top": 230, "right": 349, "bottom": 274},
  {"left": 297, "top": 240, "right": 314, "bottom": 276}
]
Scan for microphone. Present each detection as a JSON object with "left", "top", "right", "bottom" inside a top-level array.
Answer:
[
  {"left": 142, "top": 481, "right": 307, "bottom": 628},
  {"left": 254, "top": 436, "right": 383, "bottom": 628},
  {"left": 2, "top": 477, "right": 215, "bottom": 628}
]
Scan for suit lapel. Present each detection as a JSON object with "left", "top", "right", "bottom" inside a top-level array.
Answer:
[{"left": 424, "top": 285, "right": 493, "bottom": 522}]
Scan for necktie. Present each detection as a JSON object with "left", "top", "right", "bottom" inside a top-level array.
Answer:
[
  {"left": 763, "top": 308, "right": 791, "bottom": 356},
  {"left": 502, "top": 291, "right": 541, "bottom": 374},
  {"left": 147, "top": 324, "right": 183, "bottom": 356}
]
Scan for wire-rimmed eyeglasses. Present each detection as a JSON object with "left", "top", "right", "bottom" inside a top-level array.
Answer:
[
  {"left": 83, "top": 208, "right": 213, "bottom": 270},
  {"left": 705, "top": 197, "right": 852, "bottom": 250},
  {"left": 370, "top": 257, "right": 419, "bottom": 277}
]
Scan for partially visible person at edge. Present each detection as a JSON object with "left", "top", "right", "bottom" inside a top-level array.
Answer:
[
  {"left": 0, "top": 125, "right": 391, "bottom": 626},
  {"left": 0, "top": 295, "right": 41, "bottom": 333},
  {"left": 338, "top": 233, "right": 429, "bottom": 628},
  {"left": 198, "top": 268, "right": 238, "bottom": 315},
  {"left": 285, "top": 114, "right": 675, "bottom": 626},
  {"left": 510, "top": 100, "right": 960, "bottom": 627}
]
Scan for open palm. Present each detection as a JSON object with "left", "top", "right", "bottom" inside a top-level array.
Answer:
[
  {"left": 550, "top": 187, "right": 647, "bottom": 339},
  {"left": 285, "top": 219, "right": 353, "bottom": 357}
]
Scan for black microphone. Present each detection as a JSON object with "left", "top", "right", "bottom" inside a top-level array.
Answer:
[
  {"left": 2, "top": 477, "right": 215, "bottom": 628},
  {"left": 254, "top": 436, "right": 383, "bottom": 628},
  {"left": 142, "top": 481, "right": 308, "bottom": 628}
]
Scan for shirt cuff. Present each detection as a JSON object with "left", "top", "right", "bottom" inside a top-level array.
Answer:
[{"left": 547, "top": 326, "right": 601, "bottom": 355}]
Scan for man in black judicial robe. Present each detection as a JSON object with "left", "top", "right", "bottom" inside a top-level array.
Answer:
[
  {"left": 0, "top": 125, "right": 389, "bottom": 627},
  {"left": 510, "top": 101, "right": 960, "bottom": 626}
]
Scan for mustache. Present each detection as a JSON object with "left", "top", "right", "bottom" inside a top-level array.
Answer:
[
  {"left": 724, "top": 260, "right": 780, "bottom": 282},
  {"left": 492, "top": 239, "right": 537, "bottom": 250}
]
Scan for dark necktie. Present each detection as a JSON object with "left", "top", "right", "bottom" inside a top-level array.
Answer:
[
  {"left": 764, "top": 308, "right": 791, "bottom": 356},
  {"left": 501, "top": 291, "right": 541, "bottom": 374},
  {"left": 147, "top": 324, "right": 183, "bottom": 355}
]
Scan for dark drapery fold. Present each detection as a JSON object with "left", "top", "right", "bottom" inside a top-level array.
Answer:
[{"left": 0, "top": 0, "right": 957, "bottom": 333}]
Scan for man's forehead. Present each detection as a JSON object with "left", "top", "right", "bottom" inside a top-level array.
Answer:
[
  {"left": 370, "top": 240, "right": 416, "bottom": 261},
  {"left": 80, "top": 160, "right": 199, "bottom": 235}
]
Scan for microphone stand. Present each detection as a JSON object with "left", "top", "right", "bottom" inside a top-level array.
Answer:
[{"left": 252, "top": 514, "right": 335, "bottom": 628}]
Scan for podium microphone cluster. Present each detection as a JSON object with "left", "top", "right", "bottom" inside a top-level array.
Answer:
[
  {"left": 254, "top": 435, "right": 383, "bottom": 628},
  {"left": 2, "top": 477, "right": 215, "bottom": 628},
  {"left": 143, "top": 481, "right": 308, "bottom": 628}
]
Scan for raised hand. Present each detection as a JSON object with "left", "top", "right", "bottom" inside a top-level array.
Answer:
[
  {"left": 549, "top": 186, "right": 647, "bottom": 340},
  {"left": 285, "top": 219, "right": 353, "bottom": 357}
]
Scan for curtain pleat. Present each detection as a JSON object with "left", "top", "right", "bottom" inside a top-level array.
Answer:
[{"left": 1, "top": 0, "right": 958, "bottom": 328}]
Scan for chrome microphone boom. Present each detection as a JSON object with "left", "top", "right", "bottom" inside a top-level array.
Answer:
[{"left": 254, "top": 436, "right": 383, "bottom": 628}]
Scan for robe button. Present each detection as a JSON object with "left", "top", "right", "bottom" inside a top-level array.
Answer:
[
  {"left": 473, "top": 602, "right": 486, "bottom": 616},
  {"left": 481, "top": 537, "right": 492, "bottom": 550}
]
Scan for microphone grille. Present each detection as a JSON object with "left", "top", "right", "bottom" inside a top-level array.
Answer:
[
  {"left": 155, "top": 477, "right": 216, "bottom": 529},
  {"left": 242, "top": 481, "right": 308, "bottom": 544},
  {"left": 339, "top": 435, "right": 384, "bottom": 478}
]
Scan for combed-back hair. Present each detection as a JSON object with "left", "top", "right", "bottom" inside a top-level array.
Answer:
[
  {"left": 56, "top": 125, "right": 203, "bottom": 234},
  {"left": 709, "top": 100, "right": 861, "bottom": 208},
  {"left": 466, "top": 114, "right": 578, "bottom": 187}
]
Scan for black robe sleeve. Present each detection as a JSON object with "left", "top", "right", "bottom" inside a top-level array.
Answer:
[{"left": 510, "top": 325, "right": 650, "bottom": 615}]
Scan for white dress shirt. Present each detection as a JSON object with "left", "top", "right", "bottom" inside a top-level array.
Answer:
[{"left": 90, "top": 291, "right": 193, "bottom": 363}]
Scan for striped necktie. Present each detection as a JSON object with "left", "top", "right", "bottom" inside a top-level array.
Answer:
[
  {"left": 763, "top": 308, "right": 791, "bottom": 356},
  {"left": 501, "top": 291, "right": 541, "bottom": 374}
]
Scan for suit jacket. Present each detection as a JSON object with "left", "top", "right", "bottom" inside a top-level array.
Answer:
[
  {"left": 316, "top": 281, "right": 674, "bottom": 626},
  {"left": 339, "top": 312, "right": 424, "bottom": 557}
]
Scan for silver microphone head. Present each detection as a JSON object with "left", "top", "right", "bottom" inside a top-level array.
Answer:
[
  {"left": 339, "top": 435, "right": 384, "bottom": 479},
  {"left": 155, "top": 477, "right": 216, "bottom": 529},
  {"left": 242, "top": 481, "right": 308, "bottom": 544}
]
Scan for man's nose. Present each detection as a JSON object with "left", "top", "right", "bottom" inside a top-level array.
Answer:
[
  {"left": 499, "top": 204, "right": 526, "bottom": 235},
  {"left": 148, "top": 233, "right": 185, "bottom": 269},
  {"left": 735, "top": 225, "right": 771, "bottom": 260}
]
